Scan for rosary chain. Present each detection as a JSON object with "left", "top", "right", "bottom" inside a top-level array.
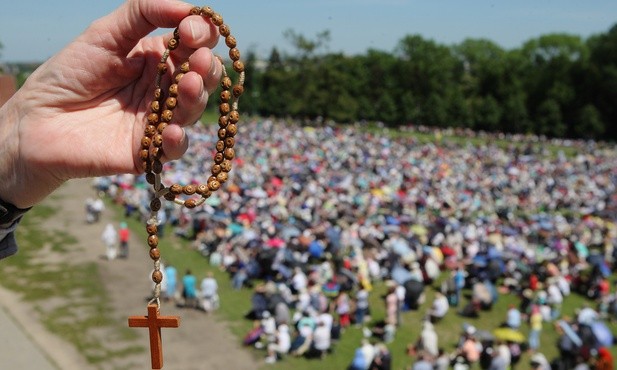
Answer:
[{"left": 141, "top": 6, "right": 245, "bottom": 305}]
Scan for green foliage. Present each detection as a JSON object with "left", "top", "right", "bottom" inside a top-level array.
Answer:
[{"left": 243, "top": 24, "right": 617, "bottom": 140}]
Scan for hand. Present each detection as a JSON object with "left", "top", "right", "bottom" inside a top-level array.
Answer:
[{"left": 0, "top": 0, "right": 223, "bottom": 208}]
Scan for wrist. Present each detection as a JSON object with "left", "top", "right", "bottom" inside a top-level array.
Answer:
[{"left": 0, "top": 95, "right": 23, "bottom": 207}]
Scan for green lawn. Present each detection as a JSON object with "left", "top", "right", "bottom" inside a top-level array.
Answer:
[{"left": 116, "top": 204, "right": 617, "bottom": 370}]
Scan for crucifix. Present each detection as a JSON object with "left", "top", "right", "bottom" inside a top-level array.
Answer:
[
  {"left": 128, "top": 4, "right": 244, "bottom": 369},
  {"left": 128, "top": 305, "right": 180, "bottom": 369}
]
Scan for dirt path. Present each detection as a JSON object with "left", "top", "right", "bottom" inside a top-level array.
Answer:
[{"left": 4, "top": 178, "right": 256, "bottom": 370}]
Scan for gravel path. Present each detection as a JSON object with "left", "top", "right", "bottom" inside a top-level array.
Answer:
[{"left": 0, "top": 178, "right": 255, "bottom": 370}]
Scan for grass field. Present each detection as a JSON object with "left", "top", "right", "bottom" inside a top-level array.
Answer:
[{"left": 115, "top": 199, "right": 617, "bottom": 370}]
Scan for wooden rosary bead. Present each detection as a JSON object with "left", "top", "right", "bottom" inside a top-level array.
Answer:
[
  {"left": 152, "top": 270, "right": 163, "bottom": 284},
  {"left": 221, "top": 160, "right": 232, "bottom": 172},
  {"left": 220, "top": 90, "right": 231, "bottom": 102},
  {"left": 218, "top": 116, "right": 228, "bottom": 127},
  {"left": 150, "top": 198, "right": 162, "bottom": 212},
  {"left": 146, "top": 173, "right": 156, "bottom": 184},
  {"left": 141, "top": 137, "right": 152, "bottom": 149},
  {"left": 180, "top": 61, "right": 190, "bottom": 73},
  {"left": 233, "top": 85, "right": 244, "bottom": 97},
  {"left": 211, "top": 164, "right": 222, "bottom": 175},
  {"left": 216, "top": 172, "right": 228, "bottom": 183},
  {"left": 146, "top": 223, "right": 158, "bottom": 235},
  {"left": 184, "top": 199, "right": 198, "bottom": 209},
  {"left": 233, "top": 61, "right": 244, "bottom": 73},
  {"left": 161, "top": 110, "right": 173, "bottom": 122},
  {"left": 151, "top": 101, "right": 161, "bottom": 112},
  {"left": 164, "top": 191, "right": 176, "bottom": 201},
  {"left": 228, "top": 110, "right": 239, "bottom": 123},
  {"left": 229, "top": 48, "right": 240, "bottom": 61},
  {"left": 215, "top": 141, "right": 225, "bottom": 152},
  {"left": 150, "top": 248, "right": 161, "bottom": 260},
  {"left": 168, "top": 84, "right": 179, "bottom": 97},
  {"left": 224, "top": 148, "right": 235, "bottom": 160},
  {"left": 211, "top": 13, "right": 224, "bottom": 26},
  {"left": 145, "top": 124, "right": 157, "bottom": 136},
  {"left": 165, "top": 97, "right": 177, "bottom": 109},
  {"left": 201, "top": 6, "right": 214, "bottom": 17},
  {"left": 140, "top": 149, "right": 150, "bottom": 161},
  {"left": 190, "top": 6, "right": 201, "bottom": 15},
  {"left": 141, "top": 161, "right": 151, "bottom": 173},
  {"left": 217, "top": 128, "right": 226, "bottom": 140},
  {"left": 221, "top": 77, "right": 232, "bottom": 89},
  {"left": 174, "top": 73, "right": 184, "bottom": 83},
  {"left": 183, "top": 184, "right": 197, "bottom": 195},
  {"left": 196, "top": 184, "right": 211, "bottom": 196},
  {"left": 219, "top": 103, "right": 231, "bottom": 115},
  {"left": 157, "top": 62, "right": 168, "bottom": 74},
  {"left": 152, "top": 134, "right": 164, "bottom": 148},
  {"left": 214, "top": 153, "right": 224, "bottom": 164},
  {"left": 154, "top": 88, "right": 162, "bottom": 100},
  {"left": 148, "top": 113, "right": 160, "bottom": 124},
  {"left": 225, "top": 35, "right": 237, "bottom": 48},
  {"left": 157, "top": 122, "right": 168, "bottom": 134},
  {"left": 227, "top": 123, "right": 238, "bottom": 136},
  {"left": 219, "top": 24, "right": 231, "bottom": 37},
  {"left": 208, "top": 179, "right": 221, "bottom": 191},
  {"left": 150, "top": 146, "right": 162, "bottom": 159},
  {"left": 152, "top": 159, "right": 163, "bottom": 174},
  {"left": 148, "top": 235, "right": 159, "bottom": 248},
  {"left": 170, "top": 184, "right": 183, "bottom": 195},
  {"left": 225, "top": 137, "right": 235, "bottom": 148},
  {"left": 168, "top": 37, "right": 179, "bottom": 50}
]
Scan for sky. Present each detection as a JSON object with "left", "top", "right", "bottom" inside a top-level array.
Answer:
[{"left": 1, "top": 0, "right": 616, "bottom": 62}]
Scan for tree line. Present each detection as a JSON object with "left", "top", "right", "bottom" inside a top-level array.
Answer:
[{"left": 233, "top": 24, "right": 617, "bottom": 141}]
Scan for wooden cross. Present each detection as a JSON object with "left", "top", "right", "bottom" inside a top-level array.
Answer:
[{"left": 128, "top": 304, "right": 180, "bottom": 369}]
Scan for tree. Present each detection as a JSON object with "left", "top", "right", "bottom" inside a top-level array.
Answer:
[
  {"left": 283, "top": 29, "right": 331, "bottom": 59},
  {"left": 587, "top": 24, "right": 617, "bottom": 140},
  {"left": 574, "top": 104, "right": 604, "bottom": 139}
]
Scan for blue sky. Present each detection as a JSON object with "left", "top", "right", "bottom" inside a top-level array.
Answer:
[{"left": 1, "top": 0, "right": 616, "bottom": 62}]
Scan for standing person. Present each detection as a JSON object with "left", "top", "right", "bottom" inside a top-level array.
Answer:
[
  {"left": 200, "top": 271, "right": 219, "bottom": 312},
  {"left": 384, "top": 281, "right": 399, "bottom": 326},
  {"left": 101, "top": 223, "right": 118, "bottom": 260},
  {"left": 91, "top": 197, "right": 105, "bottom": 223},
  {"left": 118, "top": 221, "right": 130, "bottom": 258},
  {"left": 164, "top": 264, "right": 178, "bottom": 303},
  {"left": 336, "top": 291, "right": 352, "bottom": 329},
  {"left": 182, "top": 269, "right": 198, "bottom": 308},
  {"left": 355, "top": 282, "right": 370, "bottom": 326},
  {"left": 528, "top": 305, "right": 543, "bottom": 352}
]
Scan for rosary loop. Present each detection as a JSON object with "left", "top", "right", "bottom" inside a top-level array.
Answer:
[{"left": 128, "top": 5, "right": 245, "bottom": 369}]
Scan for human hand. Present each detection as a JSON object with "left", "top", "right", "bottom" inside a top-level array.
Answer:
[{"left": 0, "top": 0, "right": 223, "bottom": 208}]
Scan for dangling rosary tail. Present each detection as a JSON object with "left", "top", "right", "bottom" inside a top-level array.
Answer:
[{"left": 141, "top": 5, "right": 245, "bottom": 308}]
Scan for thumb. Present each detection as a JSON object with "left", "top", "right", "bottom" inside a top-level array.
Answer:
[{"left": 88, "top": 0, "right": 195, "bottom": 57}]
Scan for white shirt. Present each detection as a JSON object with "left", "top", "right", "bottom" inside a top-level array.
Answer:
[
  {"left": 431, "top": 295, "right": 449, "bottom": 318},
  {"left": 312, "top": 325, "right": 331, "bottom": 351},
  {"left": 200, "top": 277, "right": 218, "bottom": 298},
  {"left": 276, "top": 325, "right": 291, "bottom": 353}
]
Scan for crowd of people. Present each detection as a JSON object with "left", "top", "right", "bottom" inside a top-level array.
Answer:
[{"left": 96, "top": 119, "right": 617, "bottom": 369}]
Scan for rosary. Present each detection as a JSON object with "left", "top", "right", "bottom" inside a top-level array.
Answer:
[{"left": 127, "top": 5, "right": 244, "bottom": 369}]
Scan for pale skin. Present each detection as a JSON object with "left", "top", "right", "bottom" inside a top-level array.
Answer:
[{"left": 0, "top": 0, "right": 224, "bottom": 209}]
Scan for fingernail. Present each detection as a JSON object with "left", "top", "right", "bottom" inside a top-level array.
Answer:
[
  {"left": 189, "top": 19, "right": 197, "bottom": 40},
  {"left": 209, "top": 51, "right": 217, "bottom": 77}
]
